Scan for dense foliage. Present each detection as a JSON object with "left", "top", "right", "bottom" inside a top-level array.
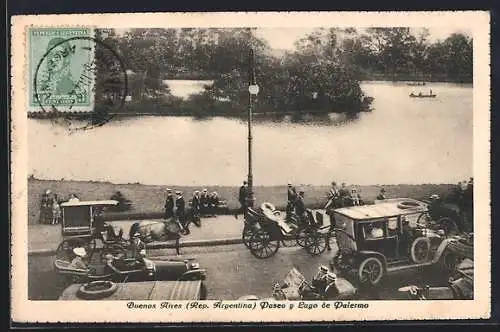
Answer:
[{"left": 90, "top": 27, "right": 472, "bottom": 116}]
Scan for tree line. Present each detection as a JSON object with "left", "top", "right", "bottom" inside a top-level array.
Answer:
[{"left": 90, "top": 27, "right": 472, "bottom": 117}]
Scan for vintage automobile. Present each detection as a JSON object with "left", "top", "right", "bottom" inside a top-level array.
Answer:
[
  {"left": 58, "top": 280, "right": 206, "bottom": 300},
  {"left": 238, "top": 266, "right": 357, "bottom": 301},
  {"left": 330, "top": 198, "right": 466, "bottom": 286},
  {"left": 54, "top": 254, "right": 207, "bottom": 284},
  {"left": 398, "top": 258, "right": 473, "bottom": 300}
]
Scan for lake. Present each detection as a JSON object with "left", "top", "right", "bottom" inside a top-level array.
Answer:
[{"left": 28, "top": 81, "right": 473, "bottom": 186}]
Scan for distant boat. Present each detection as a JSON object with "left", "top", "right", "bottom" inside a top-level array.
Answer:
[
  {"left": 409, "top": 92, "right": 436, "bottom": 98},
  {"left": 407, "top": 82, "right": 426, "bottom": 86}
]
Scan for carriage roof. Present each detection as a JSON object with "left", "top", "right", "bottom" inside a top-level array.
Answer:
[
  {"left": 60, "top": 200, "right": 119, "bottom": 208},
  {"left": 333, "top": 198, "right": 428, "bottom": 221}
]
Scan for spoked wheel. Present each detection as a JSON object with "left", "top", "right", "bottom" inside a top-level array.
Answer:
[
  {"left": 248, "top": 229, "right": 280, "bottom": 259},
  {"left": 304, "top": 231, "right": 327, "bottom": 256},
  {"left": 358, "top": 256, "right": 385, "bottom": 286},
  {"left": 437, "top": 217, "right": 460, "bottom": 236},
  {"left": 410, "top": 237, "right": 431, "bottom": 263},
  {"left": 242, "top": 224, "right": 254, "bottom": 249},
  {"left": 296, "top": 227, "right": 313, "bottom": 248}
]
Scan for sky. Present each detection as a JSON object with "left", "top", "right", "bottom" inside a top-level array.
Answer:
[{"left": 254, "top": 27, "right": 472, "bottom": 51}]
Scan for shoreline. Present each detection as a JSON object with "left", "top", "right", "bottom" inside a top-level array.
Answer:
[{"left": 28, "top": 178, "right": 456, "bottom": 225}]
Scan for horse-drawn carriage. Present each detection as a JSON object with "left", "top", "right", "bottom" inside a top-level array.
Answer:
[
  {"left": 55, "top": 200, "right": 119, "bottom": 261},
  {"left": 242, "top": 202, "right": 332, "bottom": 259}
]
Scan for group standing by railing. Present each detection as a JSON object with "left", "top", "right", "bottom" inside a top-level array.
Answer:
[{"left": 39, "top": 189, "right": 80, "bottom": 224}]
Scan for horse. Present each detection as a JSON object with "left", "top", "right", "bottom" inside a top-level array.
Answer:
[{"left": 128, "top": 219, "right": 182, "bottom": 255}]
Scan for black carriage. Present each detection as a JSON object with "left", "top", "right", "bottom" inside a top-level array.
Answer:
[
  {"left": 242, "top": 202, "right": 331, "bottom": 259},
  {"left": 55, "top": 200, "right": 119, "bottom": 261}
]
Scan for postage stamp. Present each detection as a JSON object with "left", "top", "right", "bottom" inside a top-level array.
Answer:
[
  {"left": 29, "top": 27, "right": 95, "bottom": 113},
  {"left": 10, "top": 11, "right": 491, "bottom": 324}
]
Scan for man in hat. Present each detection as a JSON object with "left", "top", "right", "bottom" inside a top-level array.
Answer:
[
  {"left": 376, "top": 188, "right": 387, "bottom": 201},
  {"left": 129, "top": 232, "right": 146, "bottom": 262},
  {"left": 324, "top": 181, "right": 340, "bottom": 210},
  {"left": 201, "top": 188, "right": 210, "bottom": 217},
  {"left": 191, "top": 190, "right": 202, "bottom": 227},
  {"left": 164, "top": 189, "right": 175, "bottom": 220},
  {"left": 175, "top": 191, "right": 189, "bottom": 235},
  {"left": 236, "top": 181, "right": 248, "bottom": 219},
  {"left": 209, "top": 191, "right": 220, "bottom": 217},
  {"left": 39, "top": 189, "right": 53, "bottom": 224},
  {"left": 311, "top": 265, "right": 330, "bottom": 293},
  {"left": 294, "top": 190, "right": 307, "bottom": 222},
  {"left": 69, "top": 247, "right": 88, "bottom": 270}
]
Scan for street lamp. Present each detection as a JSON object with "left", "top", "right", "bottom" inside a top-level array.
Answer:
[{"left": 247, "top": 48, "right": 259, "bottom": 207}]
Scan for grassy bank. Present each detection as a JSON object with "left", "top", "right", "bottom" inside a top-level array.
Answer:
[{"left": 28, "top": 178, "right": 456, "bottom": 225}]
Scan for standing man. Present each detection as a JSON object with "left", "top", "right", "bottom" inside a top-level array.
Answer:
[
  {"left": 175, "top": 191, "right": 189, "bottom": 235},
  {"left": 235, "top": 181, "right": 248, "bottom": 219},
  {"left": 200, "top": 188, "right": 210, "bottom": 217},
  {"left": 191, "top": 190, "right": 202, "bottom": 227},
  {"left": 286, "top": 183, "right": 297, "bottom": 221},
  {"left": 164, "top": 189, "right": 175, "bottom": 220},
  {"left": 325, "top": 181, "right": 340, "bottom": 210},
  {"left": 294, "top": 190, "right": 307, "bottom": 223}
]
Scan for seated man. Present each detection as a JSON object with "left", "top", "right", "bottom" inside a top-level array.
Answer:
[
  {"left": 69, "top": 247, "right": 88, "bottom": 270},
  {"left": 311, "top": 265, "right": 329, "bottom": 292}
]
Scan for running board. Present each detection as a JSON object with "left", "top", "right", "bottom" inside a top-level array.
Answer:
[{"left": 386, "top": 261, "right": 435, "bottom": 273}]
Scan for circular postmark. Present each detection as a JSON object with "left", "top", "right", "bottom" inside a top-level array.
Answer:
[{"left": 33, "top": 35, "right": 128, "bottom": 132}]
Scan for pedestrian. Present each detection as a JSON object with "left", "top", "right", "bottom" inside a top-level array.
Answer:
[
  {"left": 201, "top": 188, "right": 210, "bottom": 216},
  {"left": 164, "top": 189, "right": 175, "bottom": 220},
  {"left": 286, "top": 183, "right": 297, "bottom": 220},
  {"left": 191, "top": 190, "right": 202, "bottom": 227},
  {"left": 376, "top": 188, "right": 386, "bottom": 201},
  {"left": 324, "top": 181, "right": 340, "bottom": 210},
  {"left": 39, "top": 189, "right": 53, "bottom": 224},
  {"left": 209, "top": 191, "right": 220, "bottom": 216},
  {"left": 294, "top": 190, "right": 307, "bottom": 223},
  {"left": 51, "top": 194, "right": 61, "bottom": 225},
  {"left": 175, "top": 191, "right": 189, "bottom": 235},
  {"left": 349, "top": 189, "right": 361, "bottom": 206},
  {"left": 235, "top": 181, "right": 248, "bottom": 219},
  {"left": 129, "top": 233, "right": 146, "bottom": 261}
]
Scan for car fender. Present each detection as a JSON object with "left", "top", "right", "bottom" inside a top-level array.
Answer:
[
  {"left": 179, "top": 269, "right": 207, "bottom": 281},
  {"left": 431, "top": 238, "right": 455, "bottom": 264},
  {"left": 357, "top": 251, "right": 388, "bottom": 270}
]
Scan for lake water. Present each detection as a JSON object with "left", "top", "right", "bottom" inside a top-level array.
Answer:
[{"left": 28, "top": 81, "right": 473, "bottom": 186}]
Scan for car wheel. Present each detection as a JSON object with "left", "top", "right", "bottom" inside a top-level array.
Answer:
[
  {"left": 358, "top": 256, "right": 385, "bottom": 286},
  {"left": 410, "top": 237, "right": 431, "bottom": 263}
]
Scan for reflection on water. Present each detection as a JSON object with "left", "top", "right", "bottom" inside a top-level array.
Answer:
[{"left": 28, "top": 81, "right": 473, "bottom": 186}]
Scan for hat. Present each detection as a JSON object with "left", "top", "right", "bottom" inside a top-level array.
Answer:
[
  {"left": 319, "top": 265, "right": 329, "bottom": 273},
  {"left": 430, "top": 194, "right": 440, "bottom": 200},
  {"left": 45, "top": 189, "right": 51, "bottom": 195},
  {"left": 243, "top": 181, "right": 248, "bottom": 185},
  {"left": 202, "top": 188, "right": 208, "bottom": 192},
  {"left": 176, "top": 191, "right": 182, "bottom": 195},
  {"left": 166, "top": 188, "right": 172, "bottom": 192},
  {"left": 194, "top": 190, "right": 200, "bottom": 194},
  {"left": 331, "top": 181, "right": 337, "bottom": 186},
  {"left": 326, "top": 272, "right": 337, "bottom": 283},
  {"left": 73, "top": 247, "right": 87, "bottom": 257},
  {"left": 288, "top": 183, "right": 292, "bottom": 186},
  {"left": 132, "top": 232, "right": 141, "bottom": 237}
]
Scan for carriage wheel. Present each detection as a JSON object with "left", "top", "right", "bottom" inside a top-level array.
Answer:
[
  {"left": 248, "top": 230, "right": 280, "bottom": 259},
  {"left": 242, "top": 224, "right": 254, "bottom": 249},
  {"left": 304, "top": 231, "right": 327, "bottom": 256},
  {"left": 296, "top": 227, "right": 312, "bottom": 248},
  {"left": 410, "top": 237, "right": 431, "bottom": 263},
  {"left": 358, "top": 256, "right": 385, "bottom": 286},
  {"left": 437, "top": 217, "right": 460, "bottom": 236}
]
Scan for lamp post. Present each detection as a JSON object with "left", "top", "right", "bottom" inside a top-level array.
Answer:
[{"left": 247, "top": 48, "right": 259, "bottom": 207}]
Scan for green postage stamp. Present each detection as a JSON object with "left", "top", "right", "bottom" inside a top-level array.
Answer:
[{"left": 28, "top": 27, "right": 95, "bottom": 112}]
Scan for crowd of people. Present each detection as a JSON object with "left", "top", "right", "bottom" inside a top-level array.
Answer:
[
  {"left": 163, "top": 188, "right": 224, "bottom": 235},
  {"left": 38, "top": 190, "right": 80, "bottom": 224},
  {"left": 323, "top": 181, "right": 366, "bottom": 211}
]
